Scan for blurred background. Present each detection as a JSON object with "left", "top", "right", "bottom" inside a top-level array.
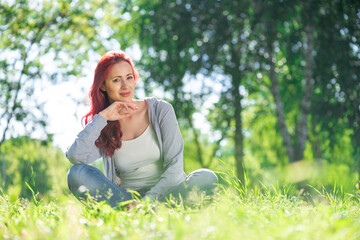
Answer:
[{"left": 0, "top": 0, "right": 359, "bottom": 200}]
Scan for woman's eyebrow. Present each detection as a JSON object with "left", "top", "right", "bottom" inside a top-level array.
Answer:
[{"left": 112, "top": 73, "right": 133, "bottom": 78}]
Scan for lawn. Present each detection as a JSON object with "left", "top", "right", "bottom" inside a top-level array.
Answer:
[{"left": 1, "top": 181, "right": 360, "bottom": 240}]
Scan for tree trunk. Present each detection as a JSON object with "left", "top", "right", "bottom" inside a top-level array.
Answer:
[
  {"left": 0, "top": 57, "right": 27, "bottom": 149},
  {"left": 185, "top": 114, "right": 205, "bottom": 167},
  {"left": 267, "top": 40, "right": 295, "bottom": 163},
  {"left": 294, "top": 23, "right": 314, "bottom": 161},
  {"left": 310, "top": 119, "right": 322, "bottom": 166},
  {"left": 232, "top": 76, "right": 245, "bottom": 184},
  {"left": 0, "top": 24, "right": 46, "bottom": 148}
]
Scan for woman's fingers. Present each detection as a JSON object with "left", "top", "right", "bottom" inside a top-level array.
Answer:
[
  {"left": 99, "top": 101, "right": 138, "bottom": 121},
  {"left": 115, "top": 101, "right": 138, "bottom": 110},
  {"left": 115, "top": 101, "right": 139, "bottom": 119},
  {"left": 122, "top": 102, "right": 129, "bottom": 111},
  {"left": 124, "top": 102, "right": 138, "bottom": 110},
  {"left": 129, "top": 103, "right": 138, "bottom": 110}
]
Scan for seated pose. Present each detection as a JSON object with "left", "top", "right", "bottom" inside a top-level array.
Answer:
[{"left": 66, "top": 50, "right": 218, "bottom": 208}]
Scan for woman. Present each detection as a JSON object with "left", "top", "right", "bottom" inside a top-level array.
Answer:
[{"left": 66, "top": 50, "right": 218, "bottom": 208}]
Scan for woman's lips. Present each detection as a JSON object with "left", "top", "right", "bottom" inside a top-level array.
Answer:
[{"left": 120, "top": 92, "right": 130, "bottom": 97}]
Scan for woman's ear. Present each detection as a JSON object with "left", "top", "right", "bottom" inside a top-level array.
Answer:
[{"left": 100, "top": 83, "right": 106, "bottom": 92}]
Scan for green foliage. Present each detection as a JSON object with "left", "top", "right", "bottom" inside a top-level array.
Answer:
[
  {"left": 0, "top": 0, "right": 130, "bottom": 146},
  {"left": 0, "top": 137, "right": 71, "bottom": 200},
  {"left": 128, "top": 0, "right": 360, "bottom": 179},
  {"left": 182, "top": 127, "right": 221, "bottom": 172},
  {"left": 243, "top": 88, "right": 288, "bottom": 168}
]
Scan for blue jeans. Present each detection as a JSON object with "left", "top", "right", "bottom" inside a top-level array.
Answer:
[{"left": 67, "top": 164, "right": 218, "bottom": 208}]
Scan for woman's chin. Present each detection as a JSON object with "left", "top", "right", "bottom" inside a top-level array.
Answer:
[
  {"left": 117, "top": 96, "right": 133, "bottom": 102},
  {"left": 108, "top": 94, "right": 134, "bottom": 103}
]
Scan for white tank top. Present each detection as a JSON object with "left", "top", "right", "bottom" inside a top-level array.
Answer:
[{"left": 113, "top": 124, "right": 163, "bottom": 192}]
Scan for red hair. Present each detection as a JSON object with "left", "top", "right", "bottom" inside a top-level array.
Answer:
[{"left": 83, "top": 50, "right": 139, "bottom": 157}]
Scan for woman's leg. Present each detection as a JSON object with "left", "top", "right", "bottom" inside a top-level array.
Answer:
[
  {"left": 162, "top": 169, "right": 218, "bottom": 201},
  {"left": 67, "top": 164, "right": 132, "bottom": 208}
]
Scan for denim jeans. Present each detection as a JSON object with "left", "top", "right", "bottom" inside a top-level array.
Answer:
[{"left": 67, "top": 164, "right": 218, "bottom": 208}]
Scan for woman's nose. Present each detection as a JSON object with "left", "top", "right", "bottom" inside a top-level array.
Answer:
[{"left": 120, "top": 79, "right": 128, "bottom": 88}]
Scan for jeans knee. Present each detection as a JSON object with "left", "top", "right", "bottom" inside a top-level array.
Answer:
[
  {"left": 67, "top": 164, "right": 86, "bottom": 181},
  {"left": 67, "top": 164, "right": 88, "bottom": 191},
  {"left": 188, "top": 169, "right": 218, "bottom": 190},
  {"left": 199, "top": 169, "right": 218, "bottom": 185}
]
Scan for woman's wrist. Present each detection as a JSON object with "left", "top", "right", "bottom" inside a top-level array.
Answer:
[{"left": 99, "top": 111, "right": 108, "bottom": 120}]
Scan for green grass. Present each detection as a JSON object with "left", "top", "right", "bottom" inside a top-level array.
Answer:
[{"left": 1, "top": 179, "right": 360, "bottom": 240}]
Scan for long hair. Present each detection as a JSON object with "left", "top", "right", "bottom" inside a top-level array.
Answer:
[{"left": 82, "top": 50, "right": 139, "bottom": 157}]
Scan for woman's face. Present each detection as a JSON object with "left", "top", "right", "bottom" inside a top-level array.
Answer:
[{"left": 101, "top": 61, "right": 136, "bottom": 103}]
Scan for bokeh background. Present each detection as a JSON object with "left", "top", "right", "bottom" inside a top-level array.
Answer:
[{"left": 0, "top": 0, "right": 359, "bottom": 200}]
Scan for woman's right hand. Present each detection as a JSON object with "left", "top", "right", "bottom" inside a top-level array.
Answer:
[{"left": 99, "top": 101, "right": 138, "bottom": 121}]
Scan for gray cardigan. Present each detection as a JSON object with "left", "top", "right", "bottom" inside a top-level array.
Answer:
[{"left": 66, "top": 97, "right": 187, "bottom": 200}]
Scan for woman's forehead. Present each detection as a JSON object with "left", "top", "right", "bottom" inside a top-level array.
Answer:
[{"left": 108, "top": 61, "right": 133, "bottom": 77}]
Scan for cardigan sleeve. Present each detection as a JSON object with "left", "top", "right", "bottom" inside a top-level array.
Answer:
[
  {"left": 144, "top": 101, "right": 187, "bottom": 200},
  {"left": 66, "top": 114, "right": 107, "bottom": 164}
]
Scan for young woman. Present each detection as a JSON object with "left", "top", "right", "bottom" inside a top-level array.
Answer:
[{"left": 66, "top": 50, "right": 218, "bottom": 208}]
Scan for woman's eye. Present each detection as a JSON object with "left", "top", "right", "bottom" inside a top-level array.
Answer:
[
  {"left": 127, "top": 76, "right": 133, "bottom": 80},
  {"left": 113, "top": 78, "right": 119, "bottom": 82}
]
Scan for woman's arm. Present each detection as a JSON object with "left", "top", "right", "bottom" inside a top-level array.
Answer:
[
  {"left": 66, "top": 101, "right": 138, "bottom": 164},
  {"left": 66, "top": 114, "right": 107, "bottom": 164},
  {"left": 144, "top": 101, "right": 187, "bottom": 200}
]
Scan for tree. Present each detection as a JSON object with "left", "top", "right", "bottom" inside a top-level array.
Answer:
[
  {"left": 127, "top": 0, "right": 360, "bottom": 183},
  {"left": 251, "top": 0, "right": 360, "bottom": 172},
  {"left": 0, "top": 0, "right": 129, "bottom": 148},
  {"left": 311, "top": 0, "right": 360, "bottom": 172},
  {"left": 249, "top": 0, "right": 317, "bottom": 163}
]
